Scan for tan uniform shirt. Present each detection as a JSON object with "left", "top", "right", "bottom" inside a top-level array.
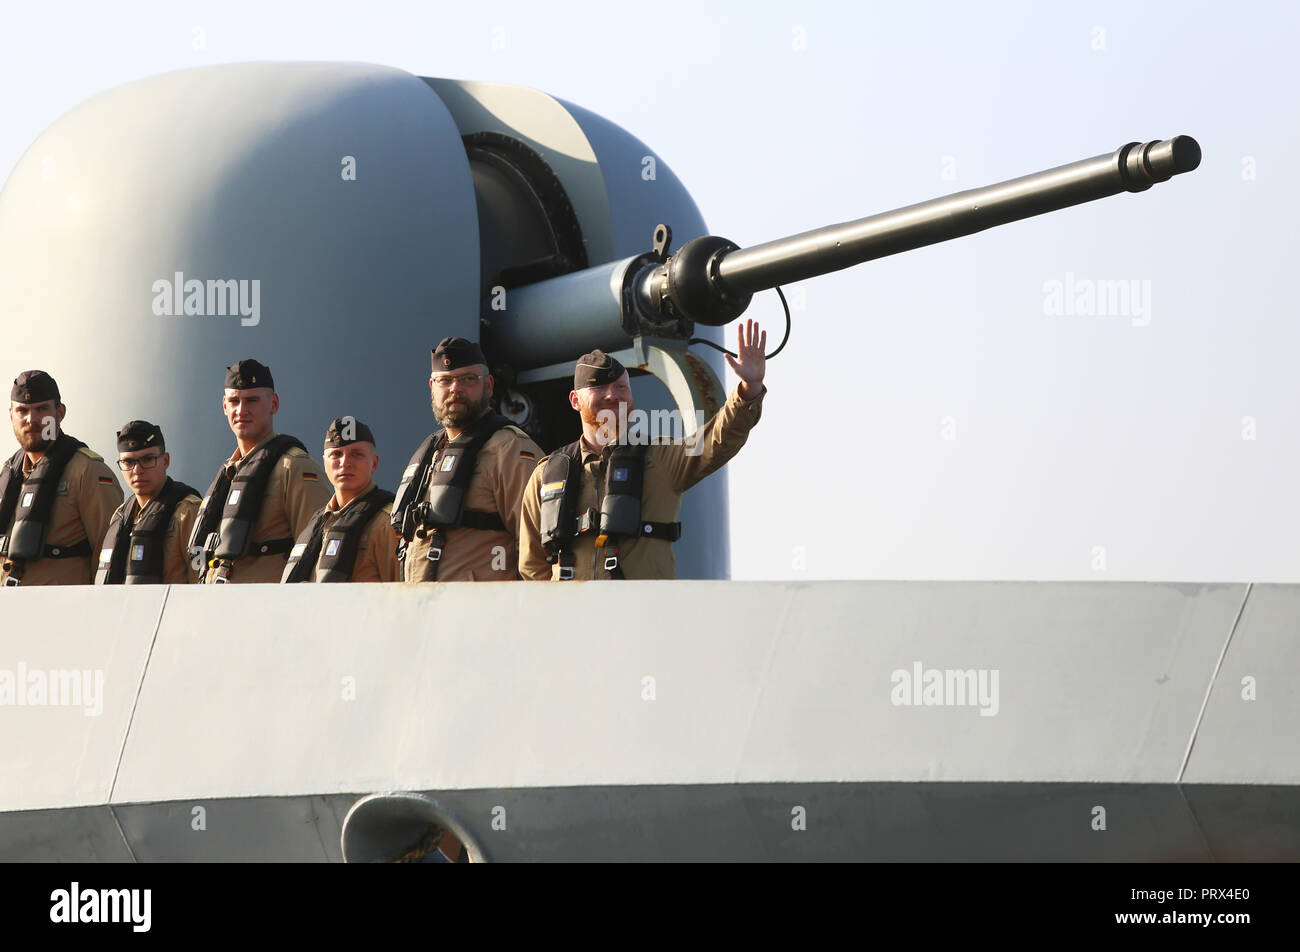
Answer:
[
  {"left": 519, "top": 386, "right": 765, "bottom": 581},
  {"left": 201, "top": 433, "right": 332, "bottom": 584},
  {"left": 305, "top": 484, "right": 402, "bottom": 583},
  {"left": 404, "top": 424, "right": 543, "bottom": 582},
  {"left": 1, "top": 442, "right": 123, "bottom": 586},
  {"left": 103, "top": 488, "right": 203, "bottom": 585}
]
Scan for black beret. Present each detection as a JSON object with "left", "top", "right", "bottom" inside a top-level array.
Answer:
[
  {"left": 431, "top": 337, "right": 486, "bottom": 373},
  {"left": 324, "top": 417, "right": 376, "bottom": 448},
  {"left": 116, "top": 420, "right": 165, "bottom": 453},
  {"left": 11, "top": 369, "right": 60, "bottom": 404},
  {"left": 574, "top": 350, "right": 626, "bottom": 390},
  {"left": 225, "top": 358, "right": 275, "bottom": 391}
]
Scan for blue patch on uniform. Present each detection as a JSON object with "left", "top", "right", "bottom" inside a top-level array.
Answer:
[{"left": 613, "top": 467, "right": 629, "bottom": 482}]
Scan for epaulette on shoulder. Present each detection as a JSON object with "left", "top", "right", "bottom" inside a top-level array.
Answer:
[
  {"left": 380, "top": 502, "right": 394, "bottom": 514},
  {"left": 285, "top": 446, "right": 308, "bottom": 458},
  {"left": 182, "top": 493, "right": 202, "bottom": 504},
  {"left": 77, "top": 447, "right": 104, "bottom": 461}
]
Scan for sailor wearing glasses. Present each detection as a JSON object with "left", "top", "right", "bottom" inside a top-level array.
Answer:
[
  {"left": 95, "top": 420, "right": 203, "bottom": 585},
  {"left": 1, "top": 370, "right": 123, "bottom": 586},
  {"left": 391, "top": 338, "right": 543, "bottom": 582}
]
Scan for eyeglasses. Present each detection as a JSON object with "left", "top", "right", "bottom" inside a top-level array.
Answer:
[
  {"left": 430, "top": 372, "right": 485, "bottom": 389},
  {"left": 118, "top": 454, "right": 162, "bottom": 471}
]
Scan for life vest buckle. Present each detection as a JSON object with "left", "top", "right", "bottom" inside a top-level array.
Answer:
[{"left": 425, "top": 527, "right": 446, "bottom": 563}]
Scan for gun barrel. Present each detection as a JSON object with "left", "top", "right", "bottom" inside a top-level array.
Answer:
[
  {"left": 486, "top": 136, "right": 1201, "bottom": 363},
  {"left": 714, "top": 136, "right": 1200, "bottom": 297}
]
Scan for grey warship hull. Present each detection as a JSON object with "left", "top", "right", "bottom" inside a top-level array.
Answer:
[{"left": 2, "top": 580, "right": 1294, "bottom": 861}]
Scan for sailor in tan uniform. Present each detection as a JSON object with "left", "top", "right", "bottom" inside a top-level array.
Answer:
[
  {"left": 95, "top": 420, "right": 203, "bottom": 585},
  {"left": 392, "top": 337, "right": 543, "bottom": 582},
  {"left": 518, "top": 319, "right": 768, "bottom": 581},
  {"left": 1, "top": 370, "right": 123, "bottom": 586},
  {"left": 282, "top": 417, "right": 401, "bottom": 583},
  {"left": 190, "top": 359, "right": 332, "bottom": 584}
]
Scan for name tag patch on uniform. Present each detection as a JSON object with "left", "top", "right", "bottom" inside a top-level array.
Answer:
[
  {"left": 132, "top": 544, "right": 145, "bottom": 562},
  {"left": 540, "top": 480, "right": 565, "bottom": 500},
  {"left": 290, "top": 543, "right": 307, "bottom": 559},
  {"left": 325, "top": 539, "right": 341, "bottom": 557},
  {"left": 21, "top": 492, "right": 34, "bottom": 508},
  {"left": 440, "top": 455, "right": 456, "bottom": 472},
  {"left": 227, "top": 489, "right": 242, "bottom": 506},
  {"left": 100, "top": 548, "right": 113, "bottom": 565},
  {"left": 402, "top": 464, "right": 418, "bottom": 480}
]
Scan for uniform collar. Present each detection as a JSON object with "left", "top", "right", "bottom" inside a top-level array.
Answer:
[
  {"left": 226, "top": 431, "right": 278, "bottom": 471},
  {"left": 21, "top": 431, "right": 65, "bottom": 475},
  {"left": 328, "top": 480, "right": 376, "bottom": 514},
  {"left": 132, "top": 476, "right": 173, "bottom": 518}
]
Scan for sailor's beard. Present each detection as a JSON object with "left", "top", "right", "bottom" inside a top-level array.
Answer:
[{"left": 433, "top": 391, "right": 490, "bottom": 429}]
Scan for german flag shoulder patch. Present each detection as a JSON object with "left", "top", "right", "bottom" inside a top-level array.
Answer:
[
  {"left": 97, "top": 475, "right": 115, "bottom": 485},
  {"left": 519, "top": 450, "right": 536, "bottom": 462},
  {"left": 302, "top": 472, "right": 319, "bottom": 481}
]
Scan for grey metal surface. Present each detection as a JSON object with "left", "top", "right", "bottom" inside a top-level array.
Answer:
[
  {"left": 1181, "top": 583, "right": 1300, "bottom": 784},
  {"left": 113, "top": 796, "right": 350, "bottom": 863},
  {"left": 0, "top": 806, "right": 135, "bottom": 862},
  {"left": 0, "top": 585, "right": 162, "bottom": 812},
  {"left": 8, "top": 782, "right": 1293, "bottom": 862},
  {"left": 489, "top": 258, "right": 634, "bottom": 368},
  {"left": 0, "top": 62, "right": 480, "bottom": 496},
  {"left": 425, "top": 78, "right": 617, "bottom": 264},
  {"left": 1, "top": 580, "right": 1295, "bottom": 860},
  {"left": 333, "top": 782, "right": 1299, "bottom": 862}
]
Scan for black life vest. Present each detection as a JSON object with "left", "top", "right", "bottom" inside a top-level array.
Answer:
[
  {"left": 188, "top": 434, "right": 307, "bottom": 575},
  {"left": 94, "top": 478, "right": 200, "bottom": 585},
  {"left": 537, "top": 440, "right": 680, "bottom": 580},
  {"left": 391, "top": 414, "right": 514, "bottom": 581},
  {"left": 283, "top": 485, "right": 395, "bottom": 583},
  {"left": 0, "top": 433, "right": 89, "bottom": 568},
  {"left": 392, "top": 413, "right": 512, "bottom": 536}
]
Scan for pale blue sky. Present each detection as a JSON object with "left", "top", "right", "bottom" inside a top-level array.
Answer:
[{"left": 2, "top": 0, "right": 1295, "bottom": 581}]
